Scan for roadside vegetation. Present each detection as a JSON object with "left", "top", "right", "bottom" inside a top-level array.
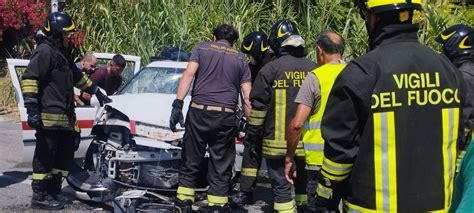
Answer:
[{"left": 0, "top": 0, "right": 472, "bottom": 111}]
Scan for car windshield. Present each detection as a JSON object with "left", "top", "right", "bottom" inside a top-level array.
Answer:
[{"left": 118, "top": 66, "right": 184, "bottom": 95}]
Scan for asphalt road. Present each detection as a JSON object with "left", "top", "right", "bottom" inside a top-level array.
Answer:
[
  {"left": 0, "top": 115, "right": 274, "bottom": 212},
  {"left": 0, "top": 116, "right": 109, "bottom": 212}
]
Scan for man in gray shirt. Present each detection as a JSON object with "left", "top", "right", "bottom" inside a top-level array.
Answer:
[
  {"left": 170, "top": 24, "right": 251, "bottom": 212},
  {"left": 285, "top": 32, "right": 345, "bottom": 211}
]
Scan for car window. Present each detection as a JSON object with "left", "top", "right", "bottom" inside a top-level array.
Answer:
[{"left": 118, "top": 67, "right": 186, "bottom": 95}]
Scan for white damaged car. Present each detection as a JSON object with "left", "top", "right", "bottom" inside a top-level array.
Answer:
[{"left": 8, "top": 53, "right": 245, "bottom": 211}]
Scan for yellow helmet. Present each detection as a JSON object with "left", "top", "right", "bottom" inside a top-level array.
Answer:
[{"left": 355, "top": 0, "right": 423, "bottom": 15}]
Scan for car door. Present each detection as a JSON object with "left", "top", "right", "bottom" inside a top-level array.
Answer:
[{"left": 7, "top": 53, "right": 141, "bottom": 163}]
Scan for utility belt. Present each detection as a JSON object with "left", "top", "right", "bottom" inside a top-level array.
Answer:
[{"left": 190, "top": 102, "right": 235, "bottom": 113}]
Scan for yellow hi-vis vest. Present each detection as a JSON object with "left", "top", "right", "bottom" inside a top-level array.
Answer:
[{"left": 302, "top": 63, "right": 345, "bottom": 167}]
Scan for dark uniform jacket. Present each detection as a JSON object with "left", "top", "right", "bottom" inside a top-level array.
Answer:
[
  {"left": 22, "top": 40, "right": 93, "bottom": 130},
  {"left": 317, "top": 24, "right": 465, "bottom": 212},
  {"left": 249, "top": 53, "right": 274, "bottom": 82},
  {"left": 247, "top": 47, "right": 317, "bottom": 158},
  {"left": 249, "top": 62, "right": 263, "bottom": 83},
  {"left": 456, "top": 59, "right": 474, "bottom": 131}
]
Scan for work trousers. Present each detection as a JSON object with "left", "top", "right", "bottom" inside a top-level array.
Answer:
[
  {"left": 240, "top": 139, "right": 262, "bottom": 193},
  {"left": 266, "top": 157, "right": 307, "bottom": 212},
  {"left": 177, "top": 107, "right": 238, "bottom": 205},
  {"left": 32, "top": 129, "right": 76, "bottom": 180},
  {"left": 306, "top": 169, "right": 320, "bottom": 212}
]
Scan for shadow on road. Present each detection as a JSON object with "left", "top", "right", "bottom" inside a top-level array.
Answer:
[{"left": 0, "top": 171, "right": 31, "bottom": 188}]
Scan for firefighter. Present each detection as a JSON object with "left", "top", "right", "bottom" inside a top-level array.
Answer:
[
  {"left": 436, "top": 24, "right": 473, "bottom": 138},
  {"left": 170, "top": 24, "right": 252, "bottom": 212},
  {"left": 313, "top": 0, "right": 465, "bottom": 211},
  {"left": 435, "top": 24, "right": 474, "bottom": 213},
  {"left": 246, "top": 19, "right": 316, "bottom": 212},
  {"left": 230, "top": 31, "right": 273, "bottom": 207},
  {"left": 21, "top": 12, "right": 111, "bottom": 210},
  {"left": 284, "top": 32, "right": 345, "bottom": 212},
  {"left": 240, "top": 31, "right": 273, "bottom": 82}
]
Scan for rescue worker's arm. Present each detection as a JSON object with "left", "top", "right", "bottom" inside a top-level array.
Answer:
[
  {"left": 74, "top": 95, "right": 85, "bottom": 106},
  {"left": 21, "top": 45, "right": 51, "bottom": 129},
  {"left": 245, "top": 65, "right": 274, "bottom": 151},
  {"left": 176, "top": 61, "right": 198, "bottom": 100},
  {"left": 315, "top": 62, "right": 370, "bottom": 210},
  {"left": 72, "top": 64, "right": 111, "bottom": 106},
  {"left": 285, "top": 103, "right": 311, "bottom": 184},
  {"left": 241, "top": 81, "right": 252, "bottom": 119},
  {"left": 170, "top": 45, "right": 199, "bottom": 132},
  {"left": 285, "top": 73, "right": 320, "bottom": 184},
  {"left": 239, "top": 57, "right": 252, "bottom": 119}
]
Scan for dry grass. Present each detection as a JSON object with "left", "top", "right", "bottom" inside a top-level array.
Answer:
[
  {"left": 0, "top": 73, "right": 16, "bottom": 111},
  {"left": 0, "top": 73, "right": 20, "bottom": 122}
]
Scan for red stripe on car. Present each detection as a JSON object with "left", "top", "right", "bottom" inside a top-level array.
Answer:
[
  {"left": 130, "top": 120, "right": 136, "bottom": 135},
  {"left": 22, "top": 120, "right": 95, "bottom": 130}
]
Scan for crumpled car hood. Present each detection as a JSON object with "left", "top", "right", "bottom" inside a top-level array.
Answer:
[{"left": 106, "top": 93, "right": 191, "bottom": 131}]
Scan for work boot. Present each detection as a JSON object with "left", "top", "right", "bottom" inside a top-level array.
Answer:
[
  {"left": 174, "top": 199, "right": 193, "bottom": 213},
  {"left": 48, "top": 174, "right": 73, "bottom": 204},
  {"left": 31, "top": 180, "right": 65, "bottom": 210},
  {"left": 297, "top": 204, "right": 307, "bottom": 213},
  {"left": 230, "top": 191, "right": 253, "bottom": 207}
]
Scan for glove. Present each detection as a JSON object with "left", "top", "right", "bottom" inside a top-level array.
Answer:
[
  {"left": 169, "top": 99, "right": 184, "bottom": 132},
  {"left": 27, "top": 113, "right": 42, "bottom": 130},
  {"left": 95, "top": 89, "right": 112, "bottom": 106}
]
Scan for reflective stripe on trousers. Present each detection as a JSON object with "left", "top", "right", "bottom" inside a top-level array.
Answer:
[
  {"left": 241, "top": 168, "right": 257, "bottom": 177},
  {"left": 274, "top": 200, "right": 295, "bottom": 213},
  {"left": 208, "top": 194, "right": 228, "bottom": 206},
  {"left": 177, "top": 186, "right": 195, "bottom": 202}
]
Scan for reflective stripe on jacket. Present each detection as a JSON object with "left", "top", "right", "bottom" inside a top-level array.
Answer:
[
  {"left": 317, "top": 24, "right": 465, "bottom": 211},
  {"left": 247, "top": 47, "right": 317, "bottom": 158},
  {"left": 21, "top": 40, "right": 93, "bottom": 130}
]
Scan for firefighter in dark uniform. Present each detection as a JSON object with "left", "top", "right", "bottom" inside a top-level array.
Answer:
[
  {"left": 246, "top": 19, "right": 316, "bottom": 212},
  {"left": 231, "top": 31, "right": 273, "bottom": 207},
  {"left": 21, "top": 12, "right": 111, "bottom": 210},
  {"left": 436, "top": 24, "right": 473, "bottom": 140},
  {"left": 435, "top": 24, "right": 474, "bottom": 212},
  {"left": 170, "top": 24, "right": 252, "bottom": 212},
  {"left": 313, "top": 0, "right": 465, "bottom": 212},
  {"left": 241, "top": 31, "right": 273, "bottom": 82}
]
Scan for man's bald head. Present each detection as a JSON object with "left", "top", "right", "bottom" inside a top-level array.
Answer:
[
  {"left": 82, "top": 54, "right": 96, "bottom": 63},
  {"left": 315, "top": 32, "right": 345, "bottom": 56},
  {"left": 81, "top": 53, "right": 97, "bottom": 72}
]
